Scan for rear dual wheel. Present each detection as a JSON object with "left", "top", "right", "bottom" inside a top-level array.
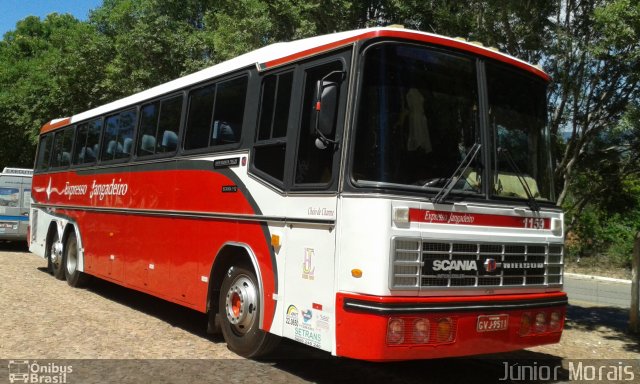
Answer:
[
  {"left": 64, "top": 231, "right": 90, "bottom": 287},
  {"left": 47, "top": 231, "right": 65, "bottom": 280},
  {"left": 219, "top": 266, "right": 279, "bottom": 358}
]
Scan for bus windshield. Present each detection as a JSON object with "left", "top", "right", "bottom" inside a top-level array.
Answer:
[{"left": 351, "top": 42, "right": 554, "bottom": 203}]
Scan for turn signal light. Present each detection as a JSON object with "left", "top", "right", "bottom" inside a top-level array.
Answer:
[
  {"left": 393, "top": 207, "right": 409, "bottom": 224},
  {"left": 519, "top": 310, "right": 564, "bottom": 337},
  {"left": 436, "top": 318, "right": 453, "bottom": 343},
  {"left": 520, "top": 313, "right": 532, "bottom": 336},
  {"left": 386, "top": 316, "right": 457, "bottom": 346}
]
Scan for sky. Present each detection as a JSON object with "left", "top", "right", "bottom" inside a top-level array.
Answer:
[{"left": 0, "top": 0, "right": 103, "bottom": 37}]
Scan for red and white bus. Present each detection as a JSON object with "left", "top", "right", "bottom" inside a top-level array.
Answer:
[{"left": 29, "top": 27, "right": 566, "bottom": 361}]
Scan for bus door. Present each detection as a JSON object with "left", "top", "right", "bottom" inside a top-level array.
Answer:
[{"left": 281, "top": 55, "right": 349, "bottom": 352}]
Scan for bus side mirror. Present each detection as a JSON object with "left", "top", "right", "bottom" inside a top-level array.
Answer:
[{"left": 314, "top": 70, "right": 344, "bottom": 149}]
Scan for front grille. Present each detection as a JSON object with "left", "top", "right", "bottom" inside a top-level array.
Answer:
[{"left": 391, "top": 239, "right": 563, "bottom": 290}]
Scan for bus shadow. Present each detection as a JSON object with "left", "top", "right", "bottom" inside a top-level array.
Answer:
[
  {"left": 30, "top": 267, "right": 576, "bottom": 383},
  {"left": 64, "top": 275, "right": 214, "bottom": 340},
  {"left": 265, "top": 348, "right": 568, "bottom": 384},
  {"left": 0, "top": 240, "right": 29, "bottom": 252},
  {"left": 566, "top": 304, "right": 640, "bottom": 354}
]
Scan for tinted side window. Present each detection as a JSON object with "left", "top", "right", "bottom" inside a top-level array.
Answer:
[
  {"left": 138, "top": 95, "right": 183, "bottom": 157},
  {"left": 73, "top": 118, "right": 102, "bottom": 165},
  {"left": 137, "top": 102, "right": 160, "bottom": 156},
  {"left": 36, "top": 135, "right": 53, "bottom": 171},
  {"left": 101, "top": 109, "right": 136, "bottom": 161},
  {"left": 253, "top": 72, "right": 293, "bottom": 182},
  {"left": 157, "top": 96, "right": 182, "bottom": 153},
  {"left": 211, "top": 77, "right": 247, "bottom": 146},
  {"left": 184, "top": 85, "right": 215, "bottom": 150},
  {"left": 184, "top": 75, "right": 248, "bottom": 151},
  {"left": 50, "top": 127, "right": 75, "bottom": 168}
]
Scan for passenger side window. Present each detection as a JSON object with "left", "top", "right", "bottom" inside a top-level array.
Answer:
[
  {"left": 137, "top": 95, "right": 182, "bottom": 157},
  {"left": 184, "top": 75, "right": 248, "bottom": 151},
  {"left": 50, "top": 127, "right": 75, "bottom": 168},
  {"left": 253, "top": 71, "right": 293, "bottom": 182},
  {"left": 101, "top": 109, "right": 136, "bottom": 161},
  {"left": 137, "top": 102, "right": 160, "bottom": 155},
  {"left": 211, "top": 77, "right": 247, "bottom": 146},
  {"left": 73, "top": 118, "right": 102, "bottom": 165},
  {"left": 36, "top": 134, "right": 53, "bottom": 171}
]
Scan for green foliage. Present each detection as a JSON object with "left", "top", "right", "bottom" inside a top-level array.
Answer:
[
  {"left": 565, "top": 162, "right": 640, "bottom": 268},
  {"left": 0, "top": 13, "right": 109, "bottom": 166}
]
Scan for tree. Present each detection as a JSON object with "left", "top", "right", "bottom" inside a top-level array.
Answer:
[
  {"left": 0, "top": 14, "right": 107, "bottom": 167},
  {"left": 547, "top": 0, "right": 640, "bottom": 205},
  {"left": 89, "top": 0, "right": 217, "bottom": 99}
]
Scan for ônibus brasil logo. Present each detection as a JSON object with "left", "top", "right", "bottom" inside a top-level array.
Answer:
[{"left": 7, "top": 360, "right": 72, "bottom": 383}]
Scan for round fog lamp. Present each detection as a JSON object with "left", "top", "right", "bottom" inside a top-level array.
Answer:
[
  {"left": 519, "top": 313, "right": 532, "bottom": 336},
  {"left": 535, "top": 312, "right": 546, "bottom": 333},
  {"left": 413, "top": 318, "right": 430, "bottom": 344},
  {"left": 549, "top": 311, "right": 561, "bottom": 331},
  {"left": 387, "top": 318, "right": 405, "bottom": 345}
]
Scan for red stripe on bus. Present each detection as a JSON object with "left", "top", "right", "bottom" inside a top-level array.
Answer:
[
  {"left": 408, "top": 208, "right": 551, "bottom": 229},
  {"left": 262, "top": 30, "right": 550, "bottom": 81}
]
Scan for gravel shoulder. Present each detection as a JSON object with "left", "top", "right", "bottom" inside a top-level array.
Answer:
[{"left": 1, "top": 244, "right": 639, "bottom": 383}]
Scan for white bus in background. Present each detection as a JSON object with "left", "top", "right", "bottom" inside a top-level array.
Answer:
[{"left": 0, "top": 167, "right": 33, "bottom": 242}]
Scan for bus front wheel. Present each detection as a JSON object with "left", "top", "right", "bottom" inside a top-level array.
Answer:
[{"left": 219, "top": 266, "right": 279, "bottom": 358}]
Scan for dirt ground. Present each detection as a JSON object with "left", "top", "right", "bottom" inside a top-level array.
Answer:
[{"left": 1, "top": 242, "right": 639, "bottom": 383}]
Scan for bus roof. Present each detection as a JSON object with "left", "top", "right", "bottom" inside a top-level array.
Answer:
[{"left": 40, "top": 27, "right": 550, "bottom": 134}]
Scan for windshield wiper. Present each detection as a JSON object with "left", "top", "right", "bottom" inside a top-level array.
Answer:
[
  {"left": 497, "top": 147, "right": 540, "bottom": 211},
  {"left": 433, "top": 143, "right": 481, "bottom": 204}
]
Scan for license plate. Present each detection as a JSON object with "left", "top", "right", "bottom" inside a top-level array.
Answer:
[{"left": 477, "top": 314, "right": 509, "bottom": 332}]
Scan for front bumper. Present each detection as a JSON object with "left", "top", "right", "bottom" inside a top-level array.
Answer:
[{"left": 335, "top": 291, "right": 567, "bottom": 361}]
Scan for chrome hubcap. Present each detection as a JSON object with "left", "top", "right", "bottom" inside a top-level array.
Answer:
[
  {"left": 66, "top": 240, "right": 77, "bottom": 275},
  {"left": 224, "top": 275, "right": 257, "bottom": 335},
  {"left": 51, "top": 241, "right": 63, "bottom": 268}
]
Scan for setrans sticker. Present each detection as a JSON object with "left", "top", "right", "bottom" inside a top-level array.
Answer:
[{"left": 284, "top": 304, "right": 331, "bottom": 350}]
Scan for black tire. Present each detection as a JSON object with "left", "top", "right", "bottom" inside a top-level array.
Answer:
[
  {"left": 219, "top": 266, "right": 280, "bottom": 358},
  {"left": 64, "top": 231, "right": 90, "bottom": 288},
  {"left": 47, "top": 230, "right": 65, "bottom": 280}
]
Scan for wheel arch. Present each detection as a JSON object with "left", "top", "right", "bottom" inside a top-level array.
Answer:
[
  {"left": 61, "top": 222, "right": 84, "bottom": 273},
  {"left": 45, "top": 220, "right": 59, "bottom": 252},
  {"left": 207, "top": 242, "right": 265, "bottom": 329}
]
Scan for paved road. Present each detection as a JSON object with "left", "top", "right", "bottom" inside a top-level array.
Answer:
[
  {"left": 564, "top": 273, "right": 633, "bottom": 308},
  {"left": 0, "top": 242, "right": 638, "bottom": 383}
]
